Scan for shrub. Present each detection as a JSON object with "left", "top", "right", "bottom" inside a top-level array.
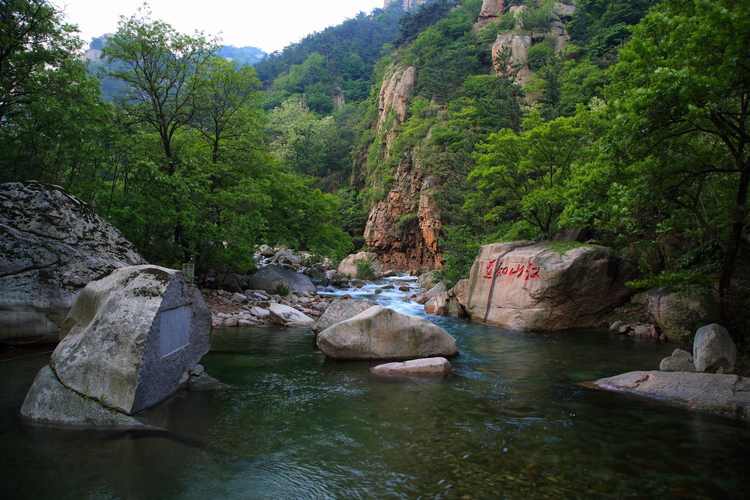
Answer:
[
  {"left": 527, "top": 40, "right": 554, "bottom": 71},
  {"left": 275, "top": 284, "right": 290, "bottom": 297},
  {"left": 356, "top": 259, "right": 377, "bottom": 280}
]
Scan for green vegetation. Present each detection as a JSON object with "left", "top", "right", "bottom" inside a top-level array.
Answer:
[{"left": 356, "top": 259, "right": 377, "bottom": 281}]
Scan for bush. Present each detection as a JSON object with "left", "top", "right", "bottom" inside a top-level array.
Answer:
[
  {"left": 522, "top": 0, "right": 554, "bottom": 32},
  {"left": 356, "top": 259, "right": 377, "bottom": 280},
  {"left": 275, "top": 284, "right": 290, "bottom": 297},
  {"left": 527, "top": 40, "right": 554, "bottom": 71}
]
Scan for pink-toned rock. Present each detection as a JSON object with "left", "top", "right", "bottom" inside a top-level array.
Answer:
[
  {"left": 425, "top": 292, "right": 449, "bottom": 316},
  {"left": 371, "top": 357, "right": 452, "bottom": 378}
]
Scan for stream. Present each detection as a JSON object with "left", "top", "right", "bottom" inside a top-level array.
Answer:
[{"left": 1, "top": 277, "right": 749, "bottom": 499}]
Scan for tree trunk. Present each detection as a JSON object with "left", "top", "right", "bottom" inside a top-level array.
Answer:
[{"left": 719, "top": 166, "right": 749, "bottom": 321}]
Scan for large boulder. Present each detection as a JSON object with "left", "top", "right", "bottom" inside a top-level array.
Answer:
[
  {"left": 44, "top": 265, "right": 210, "bottom": 416},
  {"left": 424, "top": 292, "right": 449, "bottom": 316},
  {"left": 337, "top": 252, "right": 382, "bottom": 279},
  {"left": 415, "top": 282, "right": 447, "bottom": 305},
  {"left": 0, "top": 182, "right": 145, "bottom": 342},
  {"left": 587, "top": 371, "right": 750, "bottom": 421},
  {"left": 313, "top": 298, "right": 376, "bottom": 333},
  {"left": 371, "top": 357, "right": 452, "bottom": 378},
  {"left": 246, "top": 265, "right": 316, "bottom": 295},
  {"left": 464, "top": 241, "right": 633, "bottom": 331},
  {"left": 20, "top": 366, "right": 146, "bottom": 429},
  {"left": 645, "top": 287, "right": 719, "bottom": 341},
  {"left": 317, "top": 306, "right": 458, "bottom": 360},
  {"left": 693, "top": 324, "right": 737, "bottom": 373}
]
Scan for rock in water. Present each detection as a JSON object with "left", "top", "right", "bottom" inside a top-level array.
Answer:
[
  {"left": 268, "top": 303, "right": 315, "bottom": 327},
  {"left": 0, "top": 182, "right": 145, "bottom": 342},
  {"left": 246, "top": 265, "right": 316, "bottom": 295},
  {"left": 659, "top": 349, "right": 695, "bottom": 372},
  {"left": 693, "top": 324, "right": 737, "bottom": 373},
  {"left": 20, "top": 366, "right": 145, "bottom": 428},
  {"left": 464, "top": 241, "right": 632, "bottom": 331},
  {"left": 317, "top": 306, "right": 458, "bottom": 360},
  {"left": 48, "top": 265, "right": 210, "bottom": 415},
  {"left": 645, "top": 287, "right": 718, "bottom": 341},
  {"left": 371, "top": 357, "right": 452, "bottom": 378},
  {"left": 313, "top": 299, "right": 376, "bottom": 333},
  {"left": 587, "top": 371, "right": 750, "bottom": 421}
]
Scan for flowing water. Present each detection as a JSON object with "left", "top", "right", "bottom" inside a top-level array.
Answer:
[{"left": 1, "top": 278, "right": 749, "bottom": 499}]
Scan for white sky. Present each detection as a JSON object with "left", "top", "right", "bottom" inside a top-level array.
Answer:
[{"left": 54, "top": 0, "right": 384, "bottom": 53}]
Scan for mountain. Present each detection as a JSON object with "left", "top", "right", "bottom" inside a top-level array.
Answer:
[{"left": 216, "top": 45, "right": 266, "bottom": 66}]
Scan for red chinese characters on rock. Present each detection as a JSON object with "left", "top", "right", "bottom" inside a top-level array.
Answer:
[{"left": 483, "top": 259, "right": 541, "bottom": 283}]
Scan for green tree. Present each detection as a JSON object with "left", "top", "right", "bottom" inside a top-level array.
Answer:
[{"left": 608, "top": 0, "right": 750, "bottom": 316}]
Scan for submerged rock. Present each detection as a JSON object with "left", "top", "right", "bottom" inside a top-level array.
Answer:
[
  {"left": 48, "top": 265, "right": 210, "bottom": 415},
  {"left": 587, "top": 371, "right": 750, "bottom": 421},
  {"left": 317, "top": 306, "right": 458, "bottom": 360},
  {"left": 659, "top": 349, "right": 695, "bottom": 372},
  {"left": 371, "top": 357, "right": 452, "bottom": 378},
  {"left": 313, "top": 299, "right": 376, "bottom": 333},
  {"left": 21, "top": 366, "right": 147, "bottom": 429},
  {"left": 246, "top": 265, "right": 316, "bottom": 296},
  {"left": 464, "top": 241, "right": 632, "bottom": 331},
  {"left": 693, "top": 324, "right": 736, "bottom": 374},
  {"left": 0, "top": 182, "right": 145, "bottom": 342}
]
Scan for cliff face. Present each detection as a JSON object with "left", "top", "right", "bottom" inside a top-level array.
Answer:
[
  {"left": 384, "top": 0, "right": 427, "bottom": 11},
  {"left": 363, "top": 66, "right": 442, "bottom": 273}
]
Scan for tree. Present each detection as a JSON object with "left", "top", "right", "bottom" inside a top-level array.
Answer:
[
  {"left": 104, "top": 6, "right": 216, "bottom": 171},
  {"left": 608, "top": 0, "right": 750, "bottom": 317}
]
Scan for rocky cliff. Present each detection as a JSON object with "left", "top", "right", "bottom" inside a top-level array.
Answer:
[{"left": 363, "top": 65, "right": 442, "bottom": 272}]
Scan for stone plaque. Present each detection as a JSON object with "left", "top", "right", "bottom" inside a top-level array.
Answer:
[{"left": 159, "top": 306, "right": 190, "bottom": 358}]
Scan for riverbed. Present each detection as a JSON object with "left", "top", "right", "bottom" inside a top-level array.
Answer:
[{"left": 1, "top": 279, "right": 749, "bottom": 499}]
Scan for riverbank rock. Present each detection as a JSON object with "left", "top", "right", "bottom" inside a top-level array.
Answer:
[
  {"left": 418, "top": 271, "right": 440, "bottom": 291},
  {"left": 415, "top": 282, "right": 447, "bottom": 305},
  {"left": 247, "top": 265, "right": 316, "bottom": 296},
  {"left": 313, "top": 299, "right": 376, "bottom": 333},
  {"left": 371, "top": 357, "right": 452, "bottom": 378},
  {"left": 20, "top": 366, "right": 147, "bottom": 428},
  {"left": 464, "top": 241, "right": 633, "bottom": 331},
  {"left": 269, "top": 303, "right": 315, "bottom": 327},
  {"left": 0, "top": 182, "right": 145, "bottom": 343},
  {"left": 659, "top": 349, "right": 695, "bottom": 372},
  {"left": 693, "top": 324, "right": 736, "bottom": 374},
  {"left": 317, "top": 306, "right": 458, "bottom": 360},
  {"left": 425, "top": 291, "right": 449, "bottom": 315},
  {"left": 587, "top": 371, "right": 750, "bottom": 421},
  {"left": 645, "top": 287, "right": 719, "bottom": 341},
  {"left": 48, "top": 265, "right": 210, "bottom": 415},
  {"left": 337, "top": 252, "right": 382, "bottom": 278}
]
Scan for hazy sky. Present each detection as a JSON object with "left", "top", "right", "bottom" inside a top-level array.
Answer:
[{"left": 55, "top": 0, "right": 384, "bottom": 53}]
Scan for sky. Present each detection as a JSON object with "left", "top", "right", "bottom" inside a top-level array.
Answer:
[{"left": 54, "top": 0, "right": 384, "bottom": 53}]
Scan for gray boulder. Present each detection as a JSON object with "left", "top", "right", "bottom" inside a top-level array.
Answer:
[
  {"left": 48, "top": 265, "right": 210, "bottom": 415},
  {"left": 268, "top": 303, "right": 315, "bottom": 327},
  {"left": 20, "top": 366, "right": 146, "bottom": 429},
  {"left": 0, "top": 182, "right": 145, "bottom": 342},
  {"left": 337, "top": 252, "right": 382, "bottom": 279},
  {"left": 371, "top": 357, "right": 452, "bottom": 378},
  {"left": 693, "top": 324, "right": 737, "bottom": 373},
  {"left": 317, "top": 306, "right": 458, "bottom": 360},
  {"left": 588, "top": 371, "right": 750, "bottom": 421},
  {"left": 415, "top": 282, "right": 447, "bottom": 305},
  {"left": 646, "top": 287, "right": 718, "bottom": 341},
  {"left": 247, "top": 265, "right": 316, "bottom": 295},
  {"left": 313, "top": 299, "right": 376, "bottom": 333},
  {"left": 659, "top": 349, "right": 695, "bottom": 372}
]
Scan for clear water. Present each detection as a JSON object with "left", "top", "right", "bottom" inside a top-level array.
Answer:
[{"left": 1, "top": 279, "right": 749, "bottom": 499}]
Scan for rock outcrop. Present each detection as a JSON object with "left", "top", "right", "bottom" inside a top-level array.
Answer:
[
  {"left": 587, "top": 371, "right": 750, "bottom": 422},
  {"left": 377, "top": 66, "right": 416, "bottom": 131},
  {"left": 317, "top": 306, "right": 458, "bottom": 360},
  {"left": 0, "top": 182, "right": 145, "bottom": 342},
  {"left": 268, "top": 303, "right": 315, "bottom": 327},
  {"left": 247, "top": 265, "right": 316, "bottom": 296},
  {"left": 659, "top": 349, "right": 696, "bottom": 372},
  {"left": 364, "top": 155, "right": 443, "bottom": 272},
  {"left": 371, "top": 357, "right": 452, "bottom": 378},
  {"left": 313, "top": 298, "right": 376, "bottom": 333},
  {"left": 464, "top": 241, "right": 633, "bottom": 331}
]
